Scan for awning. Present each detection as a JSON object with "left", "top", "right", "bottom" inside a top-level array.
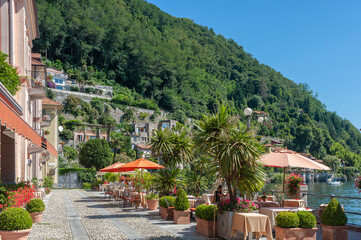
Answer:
[
  {"left": 45, "top": 139, "right": 58, "bottom": 158},
  {"left": 0, "top": 96, "right": 57, "bottom": 157}
]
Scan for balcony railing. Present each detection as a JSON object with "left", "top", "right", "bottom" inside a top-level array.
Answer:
[
  {"left": 29, "top": 78, "right": 46, "bottom": 99},
  {"left": 41, "top": 115, "right": 51, "bottom": 127}
]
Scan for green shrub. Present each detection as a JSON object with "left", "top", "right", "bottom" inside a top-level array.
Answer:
[
  {"left": 145, "top": 193, "right": 159, "bottom": 200},
  {"left": 0, "top": 208, "right": 33, "bottom": 231},
  {"left": 43, "top": 177, "right": 54, "bottom": 188},
  {"left": 297, "top": 211, "right": 316, "bottom": 228},
  {"left": 70, "top": 86, "right": 79, "bottom": 92},
  {"left": 195, "top": 205, "right": 207, "bottom": 219},
  {"left": 83, "top": 182, "right": 92, "bottom": 190},
  {"left": 321, "top": 198, "right": 347, "bottom": 226},
  {"left": 195, "top": 205, "right": 218, "bottom": 221},
  {"left": 93, "top": 180, "right": 103, "bottom": 188},
  {"left": 159, "top": 196, "right": 175, "bottom": 208},
  {"left": 276, "top": 212, "right": 299, "bottom": 228},
  {"left": 175, "top": 187, "right": 189, "bottom": 211},
  {"left": 26, "top": 199, "right": 45, "bottom": 213},
  {"left": 202, "top": 205, "right": 218, "bottom": 221}
]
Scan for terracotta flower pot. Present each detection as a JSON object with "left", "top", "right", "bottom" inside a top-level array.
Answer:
[
  {"left": 160, "top": 207, "right": 168, "bottom": 219},
  {"left": 173, "top": 210, "right": 191, "bottom": 224},
  {"left": 167, "top": 207, "right": 175, "bottom": 221},
  {"left": 0, "top": 228, "right": 32, "bottom": 240},
  {"left": 321, "top": 224, "right": 348, "bottom": 240},
  {"left": 147, "top": 199, "right": 159, "bottom": 210},
  {"left": 29, "top": 212, "right": 43, "bottom": 223},
  {"left": 275, "top": 226, "right": 318, "bottom": 240},
  {"left": 196, "top": 218, "right": 217, "bottom": 237}
]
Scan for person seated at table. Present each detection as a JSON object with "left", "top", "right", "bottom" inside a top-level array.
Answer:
[{"left": 214, "top": 185, "right": 228, "bottom": 203}]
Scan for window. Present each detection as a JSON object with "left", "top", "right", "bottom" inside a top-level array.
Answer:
[
  {"left": 77, "top": 135, "right": 83, "bottom": 142},
  {"left": 90, "top": 136, "right": 97, "bottom": 140}
]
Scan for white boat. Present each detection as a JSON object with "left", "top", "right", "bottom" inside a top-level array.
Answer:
[{"left": 328, "top": 181, "right": 342, "bottom": 185}]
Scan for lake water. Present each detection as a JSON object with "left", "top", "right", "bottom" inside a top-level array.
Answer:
[{"left": 262, "top": 181, "right": 361, "bottom": 225}]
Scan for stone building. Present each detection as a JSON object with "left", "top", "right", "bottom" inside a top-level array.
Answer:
[{"left": 0, "top": 0, "right": 58, "bottom": 183}]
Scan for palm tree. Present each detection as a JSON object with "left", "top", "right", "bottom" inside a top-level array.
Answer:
[
  {"left": 150, "top": 129, "right": 174, "bottom": 166},
  {"left": 195, "top": 105, "right": 264, "bottom": 203},
  {"left": 170, "top": 130, "right": 193, "bottom": 166},
  {"left": 151, "top": 129, "right": 193, "bottom": 167},
  {"left": 109, "top": 131, "right": 125, "bottom": 162}
]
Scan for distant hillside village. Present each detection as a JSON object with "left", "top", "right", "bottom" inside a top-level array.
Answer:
[{"left": 44, "top": 66, "right": 183, "bottom": 160}]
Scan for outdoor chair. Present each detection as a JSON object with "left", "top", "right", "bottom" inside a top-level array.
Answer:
[{"left": 131, "top": 193, "right": 141, "bottom": 209}]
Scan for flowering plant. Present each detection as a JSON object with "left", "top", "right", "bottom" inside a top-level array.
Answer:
[
  {"left": 286, "top": 173, "right": 303, "bottom": 196},
  {"left": 47, "top": 81, "right": 56, "bottom": 89},
  {"left": 355, "top": 176, "right": 361, "bottom": 193},
  {"left": 0, "top": 183, "right": 35, "bottom": 210},
  {"left": 218, "top": 198, "right": 259, "bottom": 212}
]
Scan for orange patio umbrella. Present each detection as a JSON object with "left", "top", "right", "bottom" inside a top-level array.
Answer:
[
  {"left": 99, "top": 162, "right": 126, "bottom": 172},
  {"left": 259, "top": 148, "right": 331, "bottom": 193},
  {"left": 113, "top": 158, "right": 165, "bottom": 172}
]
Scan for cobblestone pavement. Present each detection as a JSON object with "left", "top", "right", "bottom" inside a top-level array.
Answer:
[
  {"left": 27, "top": 190, "right": 182, "bottom": 240},
  {"left": 28, "top": 190, "right": 72, "bottom": 240},
  {"left": 26, "top": 190, "right": 361, "bottom": 240}
]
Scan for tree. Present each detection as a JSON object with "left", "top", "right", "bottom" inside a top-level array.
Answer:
[
  {"left": 195, "top": 105, "right": 263, "bottom": 203},
  {"left": 0, "top": 52, "right": 21, "bottom": 95},
  {"left": 323, "top": 155, "right": 341, "bottom": 171},
  {"left": 109, "top": 131, "right": 126, "bottom": 161},
  {"left": 63, "top": 146, "right": 78, "bottom": 161},
  {"left": 79, "top": 139, "right": 112, "bottom": 170},
  {"left": 98, "top": 115, "right": 116, "bottom": 142}
]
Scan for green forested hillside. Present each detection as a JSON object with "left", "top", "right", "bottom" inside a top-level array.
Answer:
[{"left": 34, "top": 0, "right": 361, "bottom": 168}]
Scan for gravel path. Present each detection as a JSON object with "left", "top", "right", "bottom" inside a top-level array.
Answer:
[{"left": 28, "top": 191, "right": 72, "bottom": 240}]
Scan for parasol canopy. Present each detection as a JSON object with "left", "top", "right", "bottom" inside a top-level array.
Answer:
[
  {"left": 259, "top": 149, "right": 331, "bottom": 170},
  {"left": 113, "top": 158, "right": 165, "bottom": 172},
  {"left": 259, "top": 148, "right": 331, "bottom": 194},
  {"left": 99, "top": 162, "right": 126, "bottom": 172}
]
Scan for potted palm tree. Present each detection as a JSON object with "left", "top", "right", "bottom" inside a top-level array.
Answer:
[
  {"left": 194, "top": 105, "right": 264, "bottom": 239},
  {"left": 173, "top": 187, "right": 190, "bottom": 224},
  {"left": 275, "top": 211, "right": 318, "bottom": 240},
  {"left": 196, "top": 204, "right": 218, "bottom": 237},
  {"left": 0, "top": 208, "right": 33, "bottom": 240},
  {"left": 145, "top": 193, "right": 159, "bottom": 210},
  {"left": 26, "top": 199, "right": 45, "bottom": 223},
  {"left": 159, "top": 196, "right": 175, "bottom": 219},
  {"left": 321, "top": 198, "right": 348, "bottom": 240}
]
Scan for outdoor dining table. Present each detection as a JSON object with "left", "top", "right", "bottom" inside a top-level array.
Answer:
[
  {"left": 230, "top": 212, "right": 273, "bottom": 240},
  {"left": 253, "top": 201, "right": 280, "bottom": 208},
  {"left": 259, "top": 207, "right": 313, "bottom": 227},
  {"left": 283, "top": 199, "right": 307, "bottom": 208},
  {"left": 257, "top": 195, "right": 277, "bottom": 202}
]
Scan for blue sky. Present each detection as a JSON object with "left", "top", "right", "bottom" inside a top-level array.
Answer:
[{"left": 147, "top": 0, "right": 361, "bottom": 129}]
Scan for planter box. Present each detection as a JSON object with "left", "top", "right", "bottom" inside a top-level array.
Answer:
[
  {"left": 275, "top": 226, "right": 318, "bottom": 240},
  {"left": 321, "top": 224, "right": 348, "bottom": 240},
  {"left": 29, "top": 212, "right": 43, "bottom": 223},
  {"left": 160, "top": 207, "right": 168, "bottom": 219},
  {"left": 167, "top": 207, "right": 175, "bottom": 221},
  {"left": 196, "top": 217, "right": 217, "bottom": 238},
  {"left": 217, "top": 211, "right": 234, "bottom": 240},
  {"left": 173, "top": 210, "right": 191, "bottom": 224},
  {"left": 147, "top": 199, "right": 159, "bottom": 210},
  {"left": 0, "top": 229, "right": 31, "bottom": 240}
]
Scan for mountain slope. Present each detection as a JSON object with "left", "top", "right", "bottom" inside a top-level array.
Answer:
[{"left": 34, "top": 0, "right": 361, "bottom": 167}]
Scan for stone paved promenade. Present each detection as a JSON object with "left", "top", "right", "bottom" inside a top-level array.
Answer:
[{"left": 24, "top": 189, "right": 361, "bottom": 240}]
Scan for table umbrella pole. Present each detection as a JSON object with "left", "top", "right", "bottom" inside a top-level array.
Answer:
[{"left": 282, "top": 167, "right": 286, "bottom": 207}]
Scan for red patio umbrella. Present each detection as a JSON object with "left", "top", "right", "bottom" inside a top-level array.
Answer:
[
  {"left": 113, "top": 158, "right": 165, "bottom": 172},
  {"left": 99, "top": 162, "right": 126, "bottom": 172}
]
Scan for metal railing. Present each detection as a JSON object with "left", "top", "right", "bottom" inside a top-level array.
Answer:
[{"left": 303, "top": 193, "right": 361, "bottom": 216}]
